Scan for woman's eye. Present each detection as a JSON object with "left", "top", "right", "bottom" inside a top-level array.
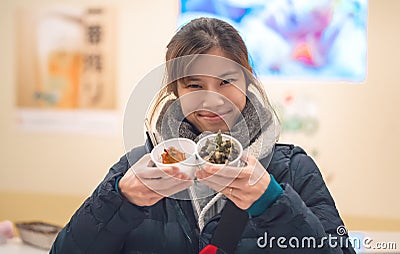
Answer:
[
  {"left": 221, "top": 79, "right": 236, "bottom": 85},
  {"left": 186, "top": 84, "right": 202, "bottom": 89}
]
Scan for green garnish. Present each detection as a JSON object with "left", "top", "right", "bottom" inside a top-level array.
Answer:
[{"left": 199, "top": 130, "right": 239, "bottom": 164}]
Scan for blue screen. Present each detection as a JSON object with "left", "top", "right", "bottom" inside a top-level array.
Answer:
[{"left": 179, "top": 0, "right": 368, "bottom": 82}]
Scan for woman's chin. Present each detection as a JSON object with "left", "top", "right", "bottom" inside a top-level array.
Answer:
[
  {"left": 198, "top": 123, "right": 230, "bottom": 133},
  {"left": 188, "top": 115, "right": 234, "bottom": 133}
]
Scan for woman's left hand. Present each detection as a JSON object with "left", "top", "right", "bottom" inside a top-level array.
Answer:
[{"left": 196, "top": 153, "right": 271, "bottom": 210}]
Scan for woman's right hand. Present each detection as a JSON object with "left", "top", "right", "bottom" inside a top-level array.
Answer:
[{"left": 118, "top": 154, "right": 193, "bottom": 207}]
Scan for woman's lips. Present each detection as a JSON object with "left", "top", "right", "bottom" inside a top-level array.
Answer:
[{"left": 197, "top": 110, "right": 231, "bottom": 121}]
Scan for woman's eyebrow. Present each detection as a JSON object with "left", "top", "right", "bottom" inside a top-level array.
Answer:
[
  {"left": 184, "top": 70, "right": 239, "bottom": 81},
  {"left": 218, "top": 70, "right": 240, "bottom": 78},
  {"left": 185, "top": 76, "right": 202, "bottom": 82}
]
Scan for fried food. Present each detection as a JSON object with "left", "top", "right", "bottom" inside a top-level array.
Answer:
[{"left": 161, "top": 146, "right": 186, "bottom": 164}]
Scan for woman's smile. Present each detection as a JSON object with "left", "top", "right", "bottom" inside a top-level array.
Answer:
[{"left": 196, "top": 110, "right": 232, "bottom": 121}]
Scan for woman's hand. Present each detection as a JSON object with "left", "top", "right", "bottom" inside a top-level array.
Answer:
[
  {"left": 196, "top": 154, "right": 270, "bottom": 210},
  {"left": 119, "top": 154, "right": 194, "bottom": 207}
]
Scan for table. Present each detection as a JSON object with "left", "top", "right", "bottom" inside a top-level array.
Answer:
[{"left": 0, "top": 238, "right": 48, "bottom": 254}]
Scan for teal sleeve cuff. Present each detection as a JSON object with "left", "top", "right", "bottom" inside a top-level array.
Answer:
[
  {"left": 115, "top": 176, "right": 123, "bottom": 194},
  {"left": 247, "top": 174, "right": 283, "bottom": 217}
]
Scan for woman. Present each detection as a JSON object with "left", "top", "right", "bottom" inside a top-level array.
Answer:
[{"left": 51, "top": 18, "right": 355, "bottom": 253}]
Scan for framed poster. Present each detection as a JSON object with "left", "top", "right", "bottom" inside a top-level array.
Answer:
[{"left": 15, "top": 5, "right": 118, "bottom": 133}]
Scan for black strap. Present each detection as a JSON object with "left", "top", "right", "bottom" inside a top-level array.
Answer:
[
  {"left": 145, "top": 132, "right": 155, "bottom": 152},
  {"left": 210, "top": 199, "right": 249, "bottom": 254}
]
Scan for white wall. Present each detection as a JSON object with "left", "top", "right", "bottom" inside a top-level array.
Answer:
[{"left": 0, "top": 0, "right": 399, "bottom": 221}]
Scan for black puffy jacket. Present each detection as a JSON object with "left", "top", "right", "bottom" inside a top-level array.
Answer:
[{"left": 51, "top": 144, "right": 355, "bottom": 254}]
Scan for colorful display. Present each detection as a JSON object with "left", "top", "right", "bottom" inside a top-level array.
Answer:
[{"left": 179, "top": 0, "right": 368, "bottom": 82}]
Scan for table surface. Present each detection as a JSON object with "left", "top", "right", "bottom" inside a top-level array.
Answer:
[
  {"left": 0, "top": 238, "right": 48, "bottom": 254},
  {"left": 0, "top": 232, "right": 399, "bottom": 253}
]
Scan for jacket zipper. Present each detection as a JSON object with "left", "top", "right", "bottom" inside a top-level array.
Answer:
[{"left": 173, "top": 200, "right": 197, "bottom": 253}]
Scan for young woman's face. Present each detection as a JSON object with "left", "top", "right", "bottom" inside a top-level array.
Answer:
[{"left": 176, "top": 48, "right": 247, "bottom": 132}]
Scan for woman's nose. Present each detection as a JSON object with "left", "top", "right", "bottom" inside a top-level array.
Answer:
[{"left": 201, "top": 91, "right": 225, "bottom": 109}]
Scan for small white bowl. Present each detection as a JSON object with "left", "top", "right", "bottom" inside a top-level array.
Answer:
[
  {"left": 195, "top": 133, "right": 243, "bottom": 167},
  {"left": 150, "top": 138, "right": 198, "bottom": 178}
]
